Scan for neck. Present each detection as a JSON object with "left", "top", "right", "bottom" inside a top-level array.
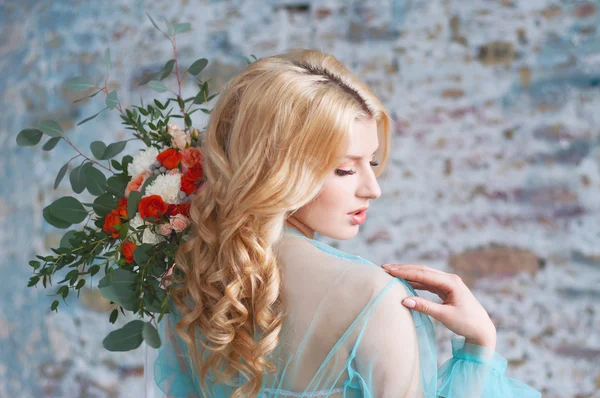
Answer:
[{"left": 284, "top": 218, "right": 314, "bottom": 239}]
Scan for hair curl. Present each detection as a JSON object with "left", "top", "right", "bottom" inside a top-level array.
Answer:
[{"left": 165, "top": 48, "right": 391, "bottom": 397}]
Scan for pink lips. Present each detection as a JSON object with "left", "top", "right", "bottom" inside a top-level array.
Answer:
[{"left": 348, "top": 209, "right": 367, "bottom": 225}]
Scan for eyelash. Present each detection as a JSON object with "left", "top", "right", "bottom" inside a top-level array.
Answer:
[{"left": 335, "top": 161, "right": 380, "bottom": 176}]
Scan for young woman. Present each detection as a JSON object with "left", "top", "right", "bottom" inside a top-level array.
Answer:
[{"left": 148, "top": 49, "right": 541, "bottom": 397}]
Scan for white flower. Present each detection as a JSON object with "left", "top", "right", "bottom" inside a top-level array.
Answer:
[
  {"left": 144, "top": 173, "right": 182, "bottom": 204},
  {"left": 129, "top": 214, "right": 166, "bottom": 245},
  {"left": 127, "top": 147, "right": 159, "bottom": 177}
]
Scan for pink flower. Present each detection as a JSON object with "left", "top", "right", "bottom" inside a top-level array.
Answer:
[
  {"left": 125, "top": 170, "right": 152, "bottom": 198},
  {"left": 167, "top": 122, "right": 191, "bottom": 150},
  {"left": 158, "top": 222, "right": 174, "bottom": 237},
  {"left": 160, "top": 263, "right": 176, "bottom": 289},
  {"left": 170, "top": 214, "right": 190, "bottom": 233},
  {"left": 168, "top": 169, "right": 179, "bottom": 176}
]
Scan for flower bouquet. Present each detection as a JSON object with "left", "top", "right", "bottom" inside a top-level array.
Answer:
[{"left": 17, "top": 13, "right": 256, "bottom": 352}]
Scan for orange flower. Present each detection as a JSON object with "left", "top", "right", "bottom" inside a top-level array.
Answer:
[
  {"left": 181, "top": 169, "right": 203, "bottom": 195},
  {"left": 125, "top": 170, "right": 152, "bottom": 198},
  {"left": 156, "top": 148, "right": 182, "bottom": 169},
  {"left": 138, "top": 195, "right": 169, "bottom": 221},
  {"left": 181, "top": 147, "right": 204, "bottom": 175},
  {"left": 116, "top": 197, "right": 128, "bottom": 219},
  {"left": 103, "top": 210, "right": 122, "bottom": 238},
  {"left": 120, "top": 241, "right": 137, "bottom": 263},
  {"left": 169, "top": 202, "right": 191, "bottom": 217}
]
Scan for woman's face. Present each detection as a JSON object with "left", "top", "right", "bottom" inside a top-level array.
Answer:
[{"left": 285, "top": 117, "right": 382, "bottom": 240}]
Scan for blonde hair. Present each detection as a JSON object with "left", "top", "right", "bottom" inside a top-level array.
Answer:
[{"left": 167, "top": 48, "right": 391, "bottom": 397}]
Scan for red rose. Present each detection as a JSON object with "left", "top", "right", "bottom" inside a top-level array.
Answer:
[
  {"left": 181, "top": 147, "right": 204, "bottom": 175},
  {"left": 181, "top": 170, "right": 203, "bottom": 195},
  {"left": 175, "top": 203, "right": 191, "bottom": 217},
  {"left": 116, "top": 197, "right": 128, "bottom": 219},
  {"left": 138, "top": 195, "right": 169, "bottom": 221},
  {"left": 120, "top": 241, "right": 137, "bottom": 264},
  {"left": 103, "top": 210, "right": 122, "bottom": 238},
  {"left": 156, "top": 148, "right": 182, "bottom": 169}
]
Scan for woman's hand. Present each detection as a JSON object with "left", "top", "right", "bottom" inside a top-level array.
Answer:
[{"left": 381, "top": 263, "right": 497, "bottom": 349}]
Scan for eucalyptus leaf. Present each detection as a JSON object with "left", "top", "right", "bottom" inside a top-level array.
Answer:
[
  {"left": 174, "top": 22, "right": 191, "bottom": 33},
  {"left": 47, "top": 196, "right": 88, "bottom": 224},
  {"left": 102, "top": 141, "right": 127, "bottom": 160},
  {"left": 133, "top": 244, "right": 154, "bottom": 265},
  {"left": 187, "top": 58, "right": 208, "bottom": 76},
  {"left": 42, "top": 136, "right": 61, "bottom": 151},
  {"left": 127, "top": 191, "right": 142, "bottom": 219},
  {"left": 54, "top": 161, "right": 70, "bottom": 189},
  {"left": 106, "top": 175, "right": 128, "bottom": 197},
  {"left": 139, "top": 174, "right": 157, "bottom": 196},
  {"left": 64, "top": 76, "right": 95, "bottom": 92},
  {"left": 70, "top": 163, "right": 91, "bottom": 194},
  {"left": 35, "top": 120, "right": 63, "bottom": 137},
  {"left": 90, "top": 141, "right": 107, "bottom": 160},
  {"left": 162, "top": 16, "right": 174, "bottom": 37},
  {"left": 98, "top": 268, "right": 138, "bottom": 311},
  {"left": 145, "top": 12, "right": 165, "bottom": 35},
  {"left": 148, "top": 80, "right": 168, "bottom": 93},
  {"left": 59, "top": 230, "right": 79, "bottom": 249},
  {"left": 142, "top": 322, "right": 161, "bottom": 348},
  {"left": 102, "top": 320, "right": 145, "bottom": 351},
  {"left": 105, "top": 48, "right": 112, "bottom": 71},
  {"left": 106, "top": 90, "right": 119, "bottom": 110},
  {"left": 16, "top": 129, "right": 43, "bottom": 146},
  {"left": 93, "top": 193, "right": 118, "bottom": 217},
  {"left": 84, "top": 166, "right": 107, "bottom": 196},
  {"left": 77, "top": 108, "right": 107, "bottom": 126},
  {"left": 42, "top": 207, "right": 71, "bottom": 229}
]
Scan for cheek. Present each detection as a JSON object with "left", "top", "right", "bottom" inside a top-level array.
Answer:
[{"left": 312, "top": 178, "right": 350, "bottom": 213}]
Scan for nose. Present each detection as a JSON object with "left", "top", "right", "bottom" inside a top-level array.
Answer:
[{"left": 358, "top": 167, "right": 381, "bottom": 200}]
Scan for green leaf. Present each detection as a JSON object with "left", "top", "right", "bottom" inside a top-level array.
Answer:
[
  {"left": 145, "top": 12, "right": 165, "bottom": 35},
  {"left": 47, "top": 196, "right": 88, "bottom": 224},
  {"left": 54, "top": 161, "right": 70, "bottom": 190},
  {"left": 35, "top": 120, "right": 63, "bottom": 137},
  {"left": 50, "top": 300, "right": 59, "bottom": 311},
  {"left": 187, "top": 58, "right": 208, "bottom": 76},
  {"left": 98, "top": 268, "right": 138, "bottom": 311},
  {"left": 77, "top": 108, "right": 107, "bottom": 126},
  {"left": 174, "top": 22, "right": 191, "bottom": 33},
  {"left": 84, "top": 166, "right": 107, "bottom": 196},
  {"left": 106, "top": 175, "right": 128, "bottom": 197},
  {"left": 42, "top": 136, "right": 61, "bottom": 151},
  {"left": 60, "top": 230, "right": 79, "bottom": 249},
  {"left": 76, "top": 279, "right": 85, "bottom": 289},
  {"left": 111, "top": 159, "right": 122, "bottom": 171},
  {"left": 159, "top": 59, "right": 175, "bottom": 80},
  {"left": 64, "top": 76, "right": 95, "bottom": 92},
  {"left": 42, "top": 207, "right": 71, "bottom": 229},
  {"left": 106, "top": 90, "right": 119, "bottom": 110},
  {"left": 93, "top": 193, "right": 118, "bottom": 217},
  {"left": 148, "top": 80, "right": 168, "bottom": 93},
  {"left": 105, "top": 48, "right": 112, "bottom": 71},
  {"left": 102, "top": 320, "right": 145, "bottom": 351},
  {"left": 138, "top": 71, "right": 163, "bottom": 86},
  {"left": 73, "top": 88, "right": 103, "bottom": 104},
  {"left": 139, "top": 174, "right": 157, "bottom": 196},
  {"left": 70, "top": 163, "right": 91, "bottom": 194},
  {"left": 28, "top": 276, "right": 40, "bottom": 287},
  {"left": 142, "top": 322, "right": 161, "bottom": 348},
  {"left": 162, "top": 16, "right": 175, "bottom": 37},
  {"left": 102, "top": 141, "right": 127, "bottom": 160},
  {"left": 89, "top": 264, "right": 101, "bottom": 276},
  {"left": 133, "top": 244, "right": 154, "bottom": 265},
  {"left": 16, "top": 129, "right": 43, "bottom": 146},
  {"left": 127, "top": 191, "right": 142, "bottom": 219},
  {"left": 90, "top": 141, "right": 107, "bottom": 160},
  {"left": 109, "top": 309, "right": 119, "bottom": 324}
]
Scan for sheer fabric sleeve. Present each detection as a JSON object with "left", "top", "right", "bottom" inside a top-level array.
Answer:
[
  {"left": 152, "top": 312, "right": 202, "bottom": 398},
  {"left": 351, "top": 277, "right": 542, "bottom": 398}
]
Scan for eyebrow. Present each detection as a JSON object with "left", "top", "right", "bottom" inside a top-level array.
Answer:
[{"left": 344, "top": 149, "right": 378, "bottom": 160}]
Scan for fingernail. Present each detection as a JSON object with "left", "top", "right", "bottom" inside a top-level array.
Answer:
[
  {"left": 403, "top": 298, "right": 416, "bottom": 308},
  {"left": 381, "top": 264, "right": 391, "bottom": 269}
]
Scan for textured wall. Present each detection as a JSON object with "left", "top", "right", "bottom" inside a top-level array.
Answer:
[{"left": 1, "top": 0, "right": 599, "bottom": 397}]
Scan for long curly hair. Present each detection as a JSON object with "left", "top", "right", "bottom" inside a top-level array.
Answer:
[{"left": 166, "top": 48, "right": 391, "bottom": 397}]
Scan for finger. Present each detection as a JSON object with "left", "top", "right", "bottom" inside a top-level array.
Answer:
[
  {"left": 402, "top": 296, "right": 446, "bottom": 320},
  {"left": 382, "top": 263, "right": 447, "bottom": 275},
  {"left": 385, "top": 267, "right": 454, "bottom": 296}
]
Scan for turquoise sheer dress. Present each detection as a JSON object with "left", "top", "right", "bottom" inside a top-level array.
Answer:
[{"left": 148, "top": 226, "right": 541, "bottom": 397}]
